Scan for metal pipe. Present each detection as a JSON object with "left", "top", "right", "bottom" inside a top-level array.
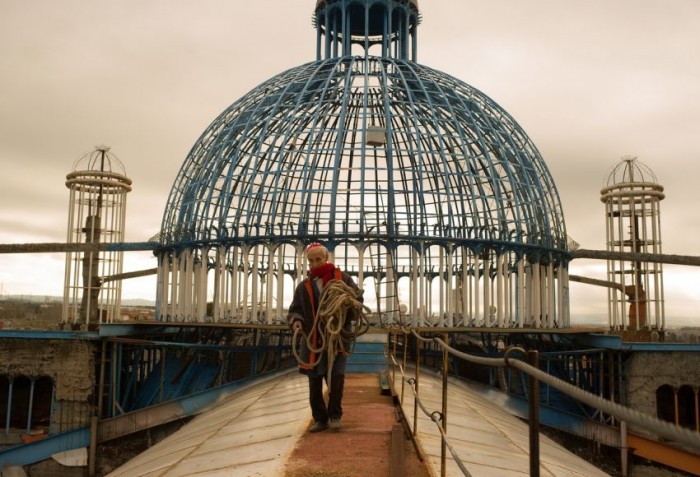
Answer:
[
  {"left": 0, "top": 241, "right": 158, "bottom": 254},
  {"left": 571, "top": 248, "right": 700, "bottom": 267}
]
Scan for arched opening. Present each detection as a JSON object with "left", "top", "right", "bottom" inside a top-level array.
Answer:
[
  {"left": 10, "top": 376, "right": 31, "bottom": 430},
  {"left": 677, "top": 385, "right": 697, "bottom": 430},
  {"left": 0, "top": 375, "right": 9, "bottom": 430},
  {"left": 361, "top": 275, "right": 378, "bottom": 322},
  {"left": 30, "top": 377, "right": 54, "bottom": 431},
  {"left": 656, "top": 384, "right": 675, "bottom": 423}
]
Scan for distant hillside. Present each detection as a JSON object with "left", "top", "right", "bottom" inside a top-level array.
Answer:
[
  {"left": 2, "top": 295, "right": 155, "bottom": 307},
  {"left": 122, "top": 298, "right": 156, "bottom": 307}
]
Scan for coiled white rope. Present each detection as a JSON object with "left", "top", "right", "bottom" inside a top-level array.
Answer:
[{"left": 292, "top": 279, "right": 370, "bottom": 388}]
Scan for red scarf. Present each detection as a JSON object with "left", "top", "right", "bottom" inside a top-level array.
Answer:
[{"left": 309, "top": 262, "right": 336, "bottom": 285}]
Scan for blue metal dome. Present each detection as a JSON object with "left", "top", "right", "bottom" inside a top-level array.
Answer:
[
  {"left": 155, "top": 0, "right": 570, "bottom": 328},
  {"left": 161, "top": 56, "right": 566, "bottom": 253}
]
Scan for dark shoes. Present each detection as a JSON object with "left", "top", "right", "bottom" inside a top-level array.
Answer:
[
  {"left": 309, "top": 418, "right": 341, "bottom": 433},
  {"left": 309, "top": 420, "right": 329, "bottom": 432}
]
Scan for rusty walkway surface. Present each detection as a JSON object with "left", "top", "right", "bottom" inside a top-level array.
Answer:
[{"left": 284, "top": 373, "right": 430, "bottom": 477}]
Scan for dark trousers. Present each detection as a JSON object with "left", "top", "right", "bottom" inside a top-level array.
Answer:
[{"left": 308, "top": 373, "right": 345, "bottom": 423}]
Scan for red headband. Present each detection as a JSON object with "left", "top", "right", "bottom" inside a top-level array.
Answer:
[{"left": 306, "top": 242, "right": 324, "bottom": 251}]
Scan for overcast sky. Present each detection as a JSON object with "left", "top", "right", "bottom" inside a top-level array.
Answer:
[{"left": 1, "top": 0, "right": 699, "bottom": 327}]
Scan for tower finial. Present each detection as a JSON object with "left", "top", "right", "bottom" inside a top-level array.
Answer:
[{"left": 313, "top": 0, "right": 420, "bottom": 61}]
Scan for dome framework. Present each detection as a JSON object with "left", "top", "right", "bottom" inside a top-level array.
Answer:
[{"left": 156, "top": 0, "right": 570, "bottom": 328}]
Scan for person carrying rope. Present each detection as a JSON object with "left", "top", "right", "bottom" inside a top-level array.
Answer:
[{"left": 287, "top": 242, "right": 367, "bottom": 433}]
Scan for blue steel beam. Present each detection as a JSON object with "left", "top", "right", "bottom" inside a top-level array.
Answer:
[
  {"left": 0, "top": 427, "right": 89, "bottom": 469},
  {"left": 0, "top": 330, "right": 99, "bottom": 340},
  {"left": 575, "top": 333, "right": 700, "bottom": 351}
]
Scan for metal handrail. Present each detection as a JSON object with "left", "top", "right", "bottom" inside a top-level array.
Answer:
[{"left": 386, "top": 327, "right": 700, "bottom": 477}]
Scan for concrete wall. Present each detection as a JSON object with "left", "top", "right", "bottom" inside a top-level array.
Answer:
[
  {"left": 623, "top": 350, "right": 700, "bottom": 435},
  {"left": 0, "top": 338, "right": 96, "bottom": 433}
]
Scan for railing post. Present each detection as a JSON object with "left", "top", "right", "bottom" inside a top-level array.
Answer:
[
  {"left": 90, "top": 339, "right": 109, "bottom": 476},
  {"left": 441, "top": 332, "right": 449, "bottom": 477},
  {"left": 88, "top": 415, "right": 98, "bottom": 477},
  {"left": 414, "top": 332, "right": 421, "bottom": 437},
  {"left": 401, "top": 328, "right": 408, "bottom": 403},
  {"left": 528, "top": 349, "right": 540, "bottom": 477},
  {"left": 160, "top": 346, "right": 166, "bottom": 403},
  {"left": 621, "top": 420, "right": 628, "bottom": 477},
  {"left": 391, "top": 329, "right": 398, "bottom": 387}
]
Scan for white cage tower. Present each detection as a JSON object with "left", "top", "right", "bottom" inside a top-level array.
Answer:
[
  {"left": 62, "top": 146, "right": 132, "bottom": 329},
  {"left": 601, "top": 156, "right": 665, "bottom": 331}
]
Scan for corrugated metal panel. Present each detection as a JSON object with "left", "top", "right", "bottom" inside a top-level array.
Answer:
[
  {"left": 396, "top": 371, "right": 611, "bottom": 477},
  {"left": 108, "top": 367, "right": 610, "bottom": 476},
  {"left": 107, "top": 370, "right": 309, "bottom": 477}
]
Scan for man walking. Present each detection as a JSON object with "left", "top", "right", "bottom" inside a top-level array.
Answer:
[{"left": 287, "top": 243, "right": 362, "bottom": 432}]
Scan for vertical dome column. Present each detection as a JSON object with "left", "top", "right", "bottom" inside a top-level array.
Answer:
[{"left": 601, "top": 157, "right": 665, "bottom": 332}]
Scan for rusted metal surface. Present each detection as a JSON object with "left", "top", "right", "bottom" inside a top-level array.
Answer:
[
  {"left": 391, "top": 423, "right": 406, "bottom": 477},
  {"left": 628, "top": 433, "right": 700, "bottom": 475},
  {"left": 285, "top": 374, "right": 431, "bottom": 477}
]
